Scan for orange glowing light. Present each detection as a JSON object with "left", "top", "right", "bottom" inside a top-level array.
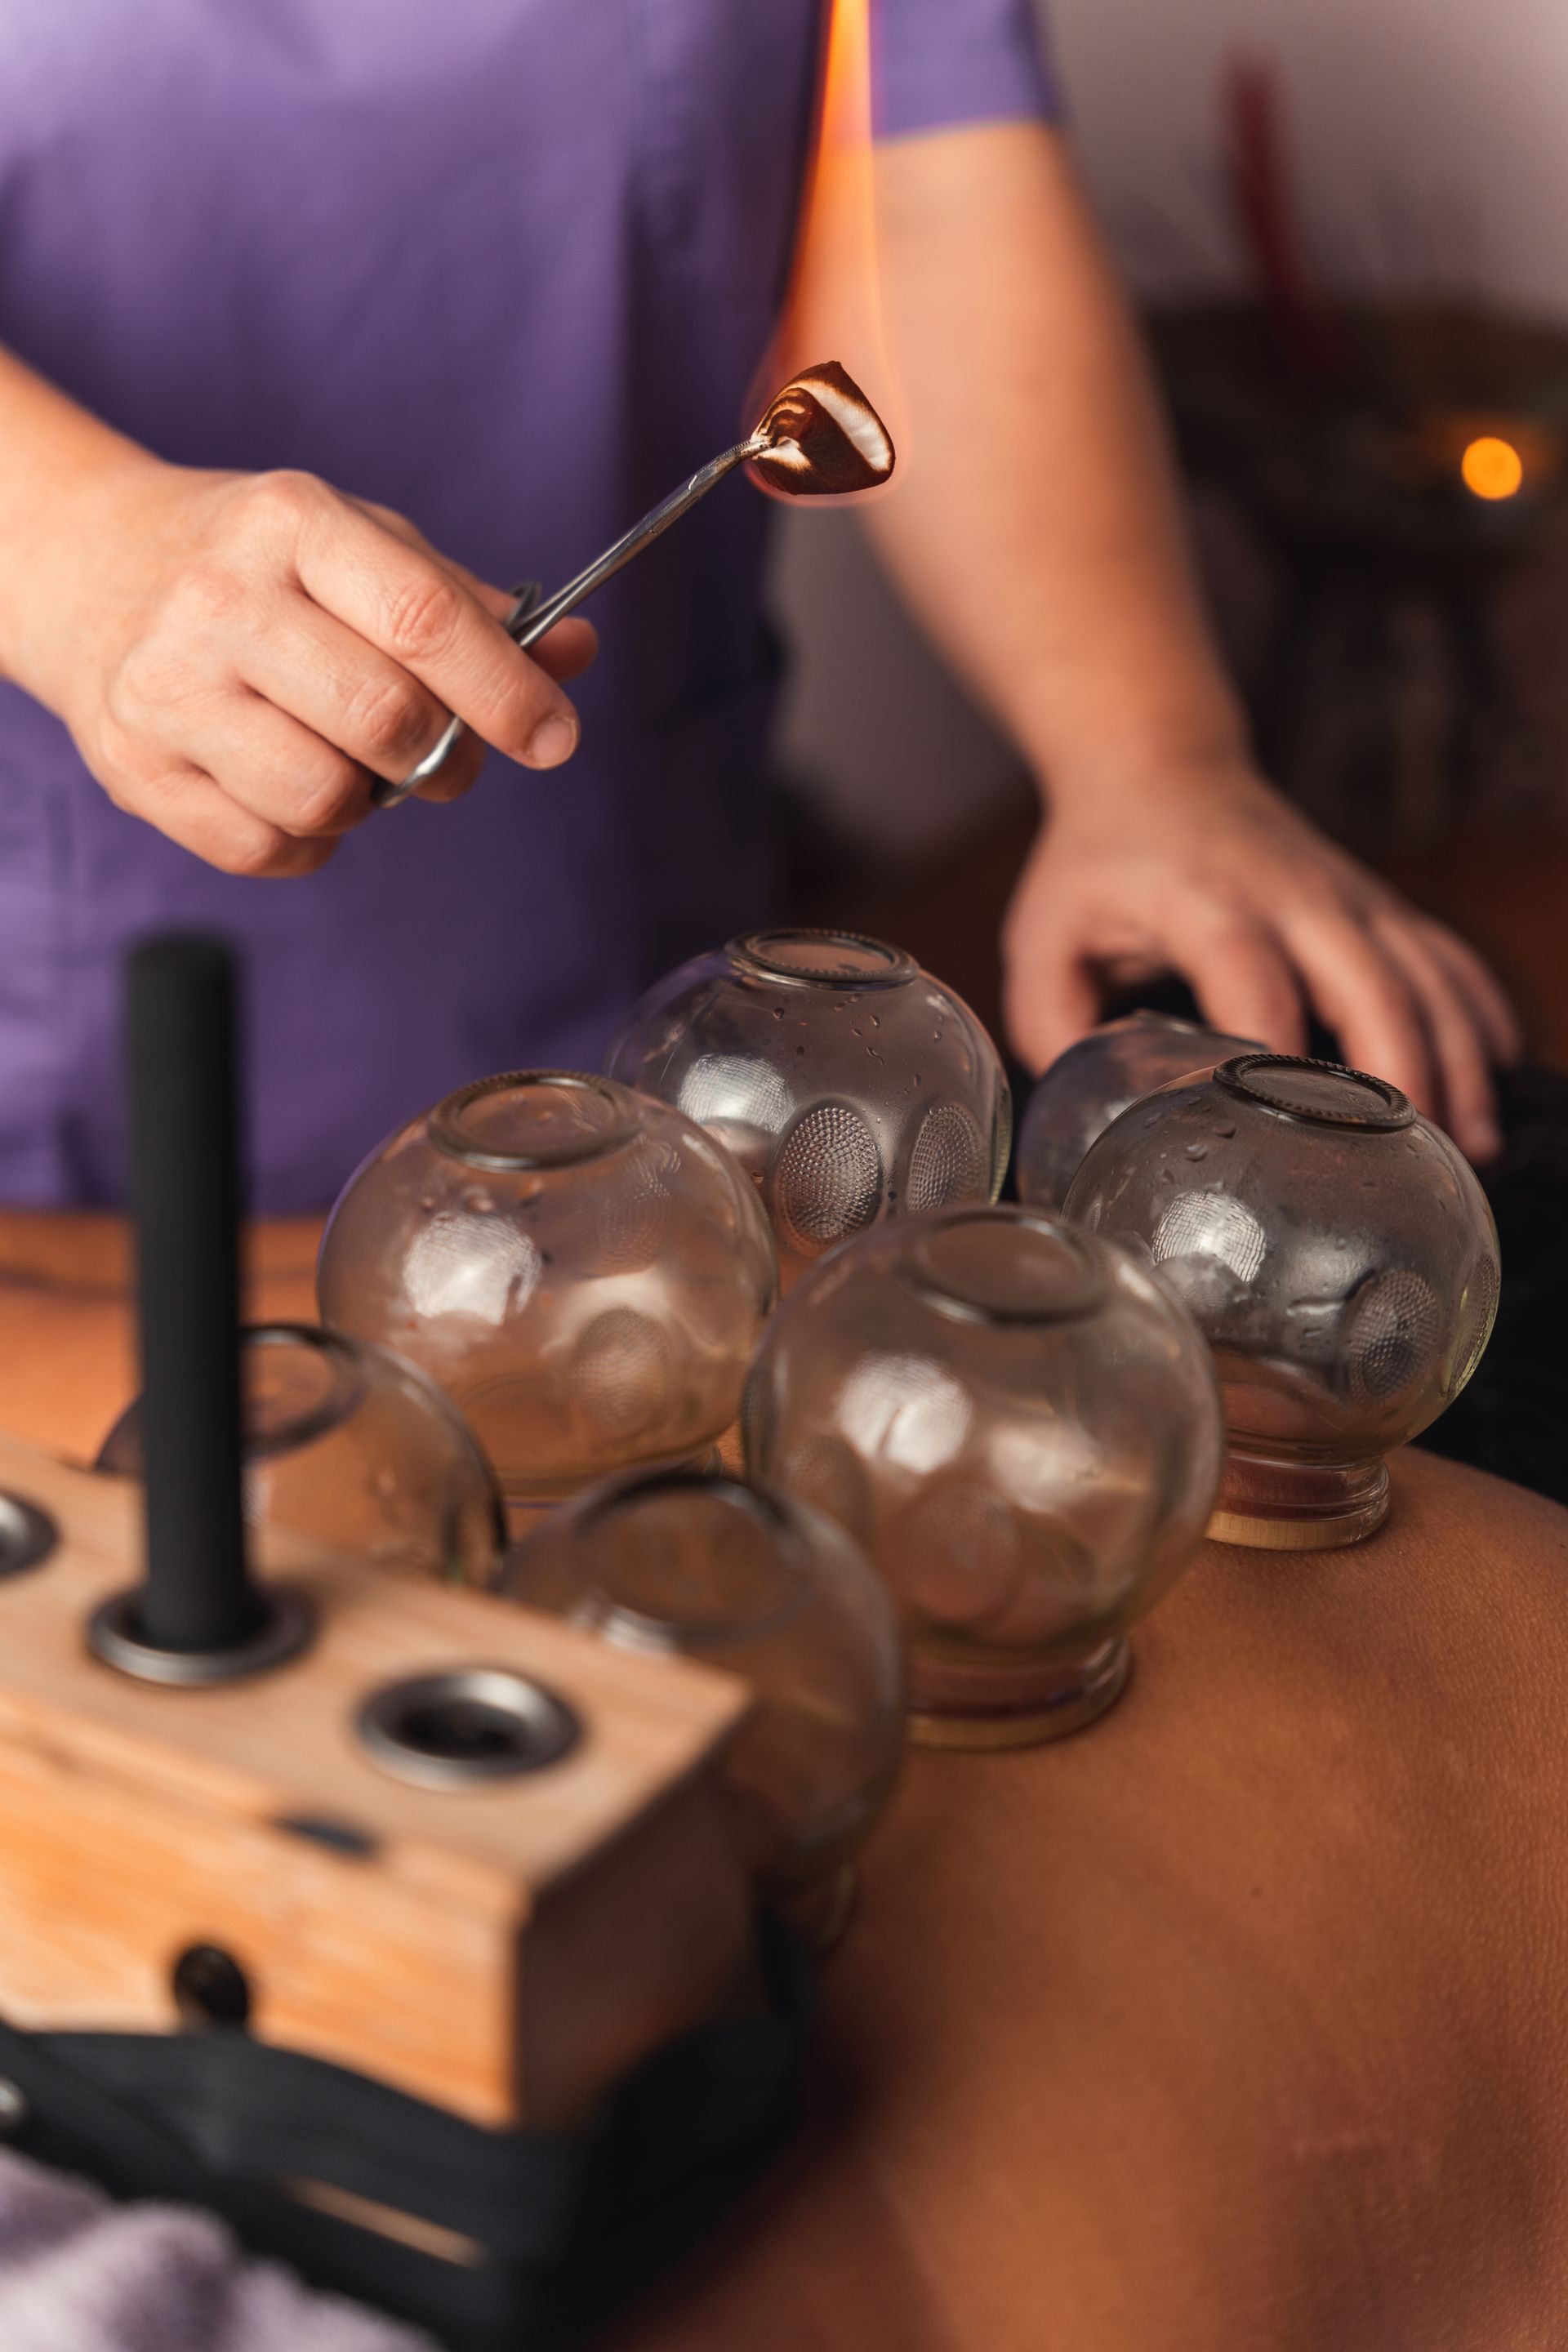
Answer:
[
  {"left": 747, "top": 0, "right": 905, "bottom": 500},
  {"left": 1461, "top": 436, "right": 1525, "bottom": 501}
]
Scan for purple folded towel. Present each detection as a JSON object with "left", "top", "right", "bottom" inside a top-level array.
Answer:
[{"left": 0, "top": 2150, "right": 434, "bottom": 2351}]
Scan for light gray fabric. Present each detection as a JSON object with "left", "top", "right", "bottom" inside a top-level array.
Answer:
[{"left": 0, "top": 2150, "right": 435, "bottom": 2352}]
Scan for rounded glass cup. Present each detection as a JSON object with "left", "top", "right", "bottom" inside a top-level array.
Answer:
[
  {"left": 742, "top": 1205, "right": 1223, "bottom": 1748},
  {"left": 498, "top": 1469, "right": 905, "bottom": 1944},
  {"left": 97, "top": 1323, "right": 504, "bottom": 1586},
  {"left": 607, "top": 929, "right": 1011, "bottom": 1291},
  {"left": 1018, "top": 1011, "right": 1258, "bottom": 1210},
  {"left": 1063, "top": 1054, "right": 1501, "bottom": 1548},
  {"left": 317, "top": 1072, "right": 777, "bottom": 1512}
]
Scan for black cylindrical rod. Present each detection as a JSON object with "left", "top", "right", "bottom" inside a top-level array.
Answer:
[{"left": 126, "top": 934, "right": 262, "bottom": 1653}]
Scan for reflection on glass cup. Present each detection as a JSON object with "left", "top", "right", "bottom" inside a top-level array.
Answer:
[
  {"left": 499, "top": 1468, "right": 905, "bottom": 1944},
  {"left": 99, "top": 1321, "right": 504, "bottom": 1585},
  {"left": 1018, "top": 1011, "right": 1258, "bottom": 1210},
  {"left": 1064, "top": 1054, "right": 1500, "bottom": 1548},
  {"left": 608, "top": 929, "right": 1011, "bottom": 1290},
  {"left": 743, "top": 1204, "right": 1223, "bottom": 1747},
  {"left": 317, "top": 1072, "right": 777, "bottom": 1512}
]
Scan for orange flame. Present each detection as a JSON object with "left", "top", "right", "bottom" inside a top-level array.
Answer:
[{"left": 747, "top": 0, "right": 905, "bottom": 503}]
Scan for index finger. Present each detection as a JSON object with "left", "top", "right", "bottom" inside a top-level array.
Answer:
[
  {"left": 1158, "top": 905, "right": 1304, "bottom": 1056},
  {"left": 1004, "top": 933, "right": 1102, "bottom": 1075},
  {"left": 293, "top": 498, "right": 581, "bottom": 768}
]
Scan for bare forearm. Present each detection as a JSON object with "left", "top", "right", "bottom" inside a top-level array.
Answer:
[
  {"left": 0, "top": 345, "right": 157, "bottom": 702},
  {"left": 826, "top": 120, "right": 1512, "bottom": 1154},
  {"left": 865, "top": 120, "right": 1246, "bottom": 802}
]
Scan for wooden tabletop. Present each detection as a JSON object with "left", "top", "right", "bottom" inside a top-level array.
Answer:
[
  {"left": 6, "top": 1209, "right": 1567, "bottom": 2350},
  {"left": 0, "top": 1209, "right": 320, "bottom": 1463}
]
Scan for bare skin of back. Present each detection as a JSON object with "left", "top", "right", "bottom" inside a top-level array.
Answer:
[
  {"left": 4, "top": 1210, "right": 1564, "bottom": 2351},
  {"left": 620, "top": 1455, "right": 1568, "bottom": 2350}
]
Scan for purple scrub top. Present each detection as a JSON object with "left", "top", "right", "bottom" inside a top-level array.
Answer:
[{"left": 0, "top": 1, "right": 1054, "bottom": 1209}]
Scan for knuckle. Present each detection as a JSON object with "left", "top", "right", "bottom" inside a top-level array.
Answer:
[
  {"left": 1189, "top": 919, "right": 1262, "bottom": 971},
  {"left": 96, "top": 723, "right": 163, "bottom": 802},
  {"left": 345, "top": 671, "right": 430, "bottom": 763},
  {"left": 217, "top": 826, "right": 292, "bottom": 879},
  {"left": 94, "top": 730, "right": 172, "bottom": 809},
  {"left": 172, "top": 560, "right": 247, "bottom": 632},
  {"left": 288, "top": 760, "right": 364, "bottom": 834},
  {"left": 382, "top": 572, "right": 462, "bottom": 664},
  {"left": 98, "top": 762, "right": 139, "bottom": 815},
  {"left": 1419, "top": 961, "right": 1467, "bottom": 1018},
  {"left": 241, "top": 468, "right": 325, "bottom": 534},
  {"left": 1371, "top": 965, "right": 1420, "bottom": 1025},
  {"left": 112, "top": 633, "right": 198, "bottom": 719}
]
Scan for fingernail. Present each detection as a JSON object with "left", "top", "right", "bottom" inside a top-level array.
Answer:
[{"left": 527, "top": 714, "right": 578, "bottom": 768}]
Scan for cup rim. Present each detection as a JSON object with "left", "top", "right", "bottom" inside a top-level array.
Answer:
[
  {"left": 244, "top": 1322, "right": 369, "bottom": 1457},
  {"left": 430, "top": 1070, "right": 641, "bottom": 1170},
  {"left": 899, "top": 1205, "right": 1108, "bottom": 1326},
  {"left": 96, "top": 1321, "right": 371, "bottom": 1474},
  {"left": 728, "top": 928, "right": 917, "bottom": 991},
  {"left": 568, "top": 1469, "right": 809, "bottom": 1645},
  {"left": 1215, "top": 1054, "right": 1415, "bottom": 1132}
]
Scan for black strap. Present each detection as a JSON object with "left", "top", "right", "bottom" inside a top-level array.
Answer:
[{"left": 0, "top": 1919, "right": 812, "bottom": 2352}]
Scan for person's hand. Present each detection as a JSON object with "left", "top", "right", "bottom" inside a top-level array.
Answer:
[
  {"left": 1002, "top": 761, "right": 1521, "bottom": 1162},
  {"left": 22, "top": 457, "right": 596, "bottom": 877}
]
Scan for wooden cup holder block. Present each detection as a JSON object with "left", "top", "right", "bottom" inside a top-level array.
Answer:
[{"left": 0, "top": 1432, "right": 754, "bottom": 2131}]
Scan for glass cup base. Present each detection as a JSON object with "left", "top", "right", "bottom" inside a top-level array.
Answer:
[
  {"left": 1208, "top": 1451, "right": 1391, "bottom": 1551},
  {"left": 907, "top": 1635, "right": 1132, "bottom": 1751}
]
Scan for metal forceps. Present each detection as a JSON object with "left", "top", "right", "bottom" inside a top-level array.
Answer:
[{"left": 372, "top": 434, "right": 768, "bottom": 812}]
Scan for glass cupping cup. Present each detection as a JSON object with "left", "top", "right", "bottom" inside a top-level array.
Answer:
[
  {"left": 99, "top": 1322, "right": 504, "bottom": 1586},
  {"left": 608, "top": 929, "right": 1011, "bottom": 1290},
  {"left": 1018, "top": 1011, "right": 1258, "bottom": 1211},
  {"left": 499, "top": 1468, "right": 904, "bottom": 1944},
  {"left": 742, "top": 1204, "right": 1223, "bottom": 1747},
  {"left": 1063, "top": 1054, "right": 1500, "bottom": 1548},
  {"left": 317, "top": 1073, "right": 777, "bottom": 1512}
]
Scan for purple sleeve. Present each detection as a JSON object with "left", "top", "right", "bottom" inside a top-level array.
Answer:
[{"left": 873, "top": 0, "right": 1062, "bottom": 140}]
